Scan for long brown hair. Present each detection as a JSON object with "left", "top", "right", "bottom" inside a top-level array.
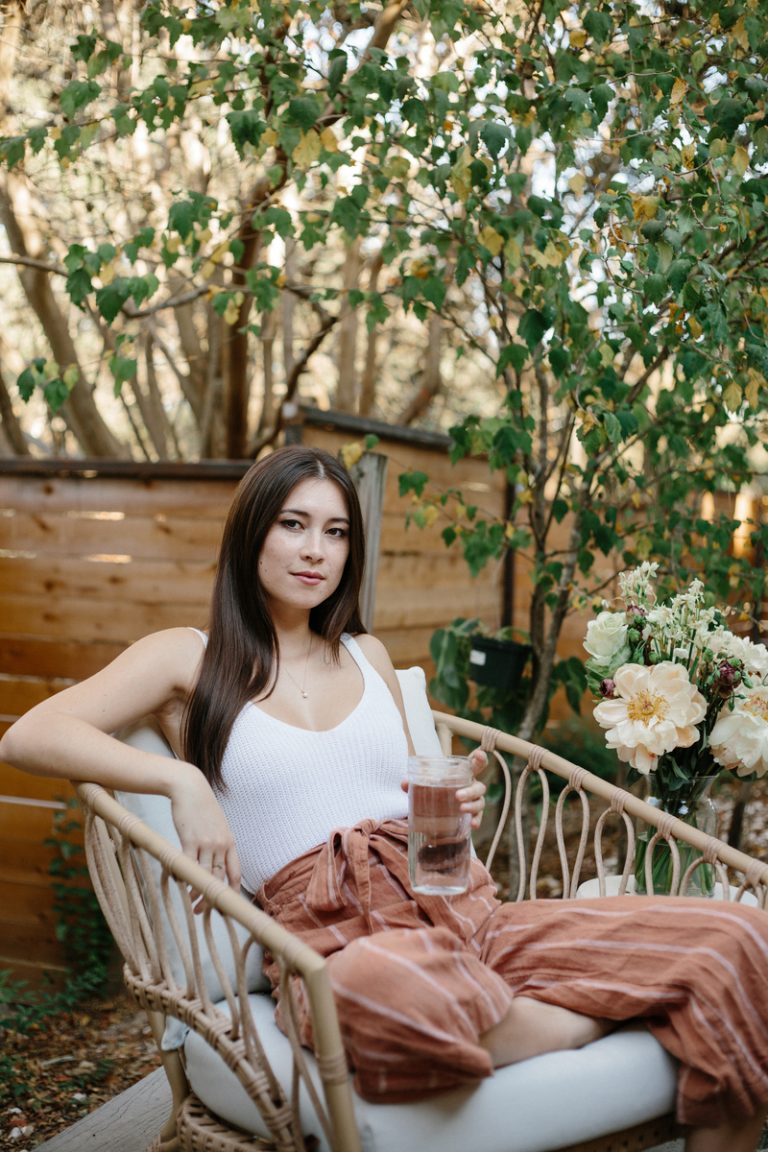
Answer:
[{"left": 183, "top": 445, "right": 366, "bottom": 787}]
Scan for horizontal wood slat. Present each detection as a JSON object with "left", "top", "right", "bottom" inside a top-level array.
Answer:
[
  {"left": 0, "top": 474, "right": 240, "bottom": 516},
  {"left": 1, "top": 761, "right": 77, "bottom": 802},
  {"left": 0, "top": 675, "right": 67, "bottom": 718},
  {"left": 0, "top": 554, "right": 216, "bottom": 604},
  {"left": 0, "top": 595, "right": 203, "bottom": 642},
  {"left": 0, "top": 511, "right": 224, "bottom": 561},
  {"left": 2, "top": 637, "right": 124, "bottom": 679}
]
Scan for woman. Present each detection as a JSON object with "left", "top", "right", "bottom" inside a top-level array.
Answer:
[{"left": 1, "top": 445, "right": 767, "bottom": 1152}]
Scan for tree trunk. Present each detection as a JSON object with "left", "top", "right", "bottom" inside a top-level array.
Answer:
[
  {"left": 0, "top": 176, "right": 127, "bottom": 457},
  {"left": 397, "top": 312, "right": 443, "bottom": 424},
  {"left": 0, "top": 360, "right": 29, "bottom": 455},
  {"left": 359, "top": 249, "right": 383, "bottom": 416},
  {"left": 335, "top": 238, "right": 362, "bottom": 411}
]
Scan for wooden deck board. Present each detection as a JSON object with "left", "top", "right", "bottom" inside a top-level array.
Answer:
[{"left": 32, "top": 1068, "right": 171, "bottom": 1152}]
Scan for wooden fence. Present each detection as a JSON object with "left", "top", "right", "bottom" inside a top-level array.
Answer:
[{"left": 0, "top": 413, "right": 505, "bottom": 979}]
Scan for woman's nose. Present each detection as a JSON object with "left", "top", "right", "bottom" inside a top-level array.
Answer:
[{"left": 300, "top": 532, "right": 324, "bottom": 561}]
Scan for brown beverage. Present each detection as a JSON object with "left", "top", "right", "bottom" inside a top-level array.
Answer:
[{"left": 407, "top": 757, "right": 472, "bottom": 895}]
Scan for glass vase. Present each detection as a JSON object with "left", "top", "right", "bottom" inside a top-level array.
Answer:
[{"left": 633, "top": 775, "right": 719, "bottom": 897}]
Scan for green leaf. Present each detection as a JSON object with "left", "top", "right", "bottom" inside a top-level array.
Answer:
[
  {"left": 497, "top": 342, "right": 528, "bottom": 375},
  {"left": 399, "top": 470, "right": 429, "bottom": 498},
  {"left": 95, "top": 282, "right": 130, "bottom": 322},
  {"left": 479, "top": 121, "right": 509, "bottom": 159},
  {"left": 60, "top": 79, "right": 101, "bottom": 120},
  {"left": 66, "top": 267, "right": 95, "bottom": 308},
  {"left": 0, "top": 136, "right": 25, "bottom": 168},
  {"left": 518, "top": 309, "right": 550, "bottom": 350}
]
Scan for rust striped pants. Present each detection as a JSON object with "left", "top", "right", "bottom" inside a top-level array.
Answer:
[{"left": 257, "top": 819, "right": 768, "bottom": 1127}]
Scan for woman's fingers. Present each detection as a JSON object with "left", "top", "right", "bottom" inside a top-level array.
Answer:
[
  {"left": 457, "top": 777, "right": 487, "bottom": 828},
  {"left": 469, "top": 748, "right": 488, "bottom": 776}
]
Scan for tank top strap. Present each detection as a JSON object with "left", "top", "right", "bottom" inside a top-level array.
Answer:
[{"left": 188, "top": 627, "right": 208, "bottom": 646}]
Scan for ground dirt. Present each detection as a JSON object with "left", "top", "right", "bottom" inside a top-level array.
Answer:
[{"left": 4, "top": 776, "right": 768, "bottom": 1152}]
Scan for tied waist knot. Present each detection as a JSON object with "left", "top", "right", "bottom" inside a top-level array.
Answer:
[{"left": 305, "top": 819, "right": 409, "bottom": 927}]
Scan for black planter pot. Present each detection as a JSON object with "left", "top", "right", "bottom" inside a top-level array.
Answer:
[{"left": 468, "top": 635, "right": 532, "bottom": 693}]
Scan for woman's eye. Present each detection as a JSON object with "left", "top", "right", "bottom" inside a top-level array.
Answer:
[
  {"left": 280, "top": 518, "right": 302, "bottom": 530},
  {"left": 327, "top": 527, "right": 348, "bottom": 538}
]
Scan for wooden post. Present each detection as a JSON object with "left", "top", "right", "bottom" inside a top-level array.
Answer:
[{"left": 350, "top": 452, "right": 388, "bottom": 632}]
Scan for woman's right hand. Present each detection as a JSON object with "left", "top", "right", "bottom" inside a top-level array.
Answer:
[{"left": 170, "top": 764, "right": 242, "bottom": 901}]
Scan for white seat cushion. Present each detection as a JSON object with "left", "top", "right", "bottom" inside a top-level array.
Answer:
[{"left": 184, "top": 994, "right": 677, "bottom": 1152}]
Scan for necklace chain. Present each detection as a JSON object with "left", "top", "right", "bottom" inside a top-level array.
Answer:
[{"left": 280, "top": 633, "right": 313, "bottom": 699}]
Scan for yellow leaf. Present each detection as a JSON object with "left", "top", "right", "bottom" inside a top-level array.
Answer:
[
  {"left": 478, "top": 226, "right": 504, "bottom": 256},
  {"left": 320, "top": 126, "right": 339, "bottom": 153},
  {"left": 687, "top": 314, "right": 702, "bottom": 338},
  {"left": 503, "top": 235, "right": 522, "bottom": 267},
  {"left": 630, "top": 492, "right": 644, "bottom": 510},
  {"left": 681, "top": 143, "right": 696, "bottom": 170},
  {"left": 570, "top": 27, "right": 588, "bottom": 49},
  {"left": 733, "top": 145, "right": 750, "bottom": 177},
  {"left": 100, "top": 260, "right": 117, "bottom": 286},
  {"left": 568, "top": 172, "right": 587, "bottom": 196},
  {"left": 578, "top": 408, "right": 598, "bottom": 434},
  {"left": 223, "top": 291, "right": 244, "bottom": 326},
  {"left": 632, "top": 195, "right": 660, "bottom": 222},
  {"left": 670, "top": 78, "right": 687, "bottom": 107},
  {"left": 450, "top": 147, "right": 472, "bottom": 202},
  {"left": 292, "top": 129, "right": 321, "bottom": 169},
  {"left": 422, "top": 504, "right": 439, "bottom": 527},
  {"left": 539, "top": 240, "right": 568, "bottom": 267},
  {"left": 63, "top": 365, "right": 79, "bottom": 389},
  {"left": 745, "top": 369, "right": 763, "bottom": 409},
  {"left": 517, "top": 487, "right": 534, "bottom": 505},
  {"left": 722, "top": 380, "right": 742, "bottom": 411},
  {"left": 262, "top": 128, "right": 278, "bottom": 148},
  {"left": 339, "top": 441, "right": 364, "bottom": 470},
  {"left": 731, "top": 15, "right": 750, "bottom": 51}
]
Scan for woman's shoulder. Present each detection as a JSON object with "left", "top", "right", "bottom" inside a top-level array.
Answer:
[
  {"left": 348, "top": 632, "right": 396, "bottom": 677},
  {"left": 121, "top": 627, "right": 207, "bottom": 685}
]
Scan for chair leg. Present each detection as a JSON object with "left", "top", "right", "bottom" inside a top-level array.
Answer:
[{"left": 145, "top": 1008, "right": 190, "bottom": 1151}]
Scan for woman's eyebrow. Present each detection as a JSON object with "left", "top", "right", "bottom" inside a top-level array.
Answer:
[{"left": 280, "top": 506, "right": 349, "bottom": 524}]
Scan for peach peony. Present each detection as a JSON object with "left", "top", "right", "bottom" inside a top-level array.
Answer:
[{"left": 593, "top": 661, "right": 707, "bottom": 775}]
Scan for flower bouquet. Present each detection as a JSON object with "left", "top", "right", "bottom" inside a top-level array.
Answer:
[{"left": 584, "top": 563, "right": 768, "bottom": 894}]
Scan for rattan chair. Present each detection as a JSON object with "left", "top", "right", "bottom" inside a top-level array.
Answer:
[{"left": 75, "top": 669, "right": 768, "bottom": 1152}]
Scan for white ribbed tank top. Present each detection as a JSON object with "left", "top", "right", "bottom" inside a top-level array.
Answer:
[{"left": 201, "top": 632, "right": 408, "bottom": 895}]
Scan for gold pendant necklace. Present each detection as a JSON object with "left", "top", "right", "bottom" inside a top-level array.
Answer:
[{"left": 281, "top": 633, "right": 313, "bottom": 699}]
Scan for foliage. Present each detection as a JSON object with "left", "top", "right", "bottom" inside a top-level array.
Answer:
[
  {"left": 44, "top": 799, "right": 115, "bottom": 993},
  {"left": 0, "top": 801, "right": 116, "bottom": 1109},
  {"left": 2, "top": 2, "right": 767, "bottom": 728},
  {"left": 430, "top": 615, "right": 585, "bottom": 737},
  {"left": 0, "top": 967, "right": 121, "bottom": 1115},
  {"left": 386, "top": 0, "right": 768, "bottom": 737}
]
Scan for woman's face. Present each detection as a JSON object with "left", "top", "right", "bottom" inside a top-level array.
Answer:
[{"left": 258, "top": 477, "right": 351, "bottom": 617}]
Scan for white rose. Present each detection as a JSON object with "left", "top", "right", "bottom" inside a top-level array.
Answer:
[{"left": 584, "top": 611, "right": 630, "bottom": 664}]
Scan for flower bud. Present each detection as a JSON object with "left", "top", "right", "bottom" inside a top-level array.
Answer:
[
  {"left": 599, "top": 678, "right": 616, "bottom": 698},
  {"left": 715, "top": 660, "right": 742, "bottom": 697}
]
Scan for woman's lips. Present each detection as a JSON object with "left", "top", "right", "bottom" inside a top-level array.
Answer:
[{"left": 293, "top": 571, "right": 324, "bottom": 585}]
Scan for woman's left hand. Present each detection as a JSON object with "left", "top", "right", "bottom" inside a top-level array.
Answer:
[{"left": 458, "top": 748, "right": 488, "bottom": 829}]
